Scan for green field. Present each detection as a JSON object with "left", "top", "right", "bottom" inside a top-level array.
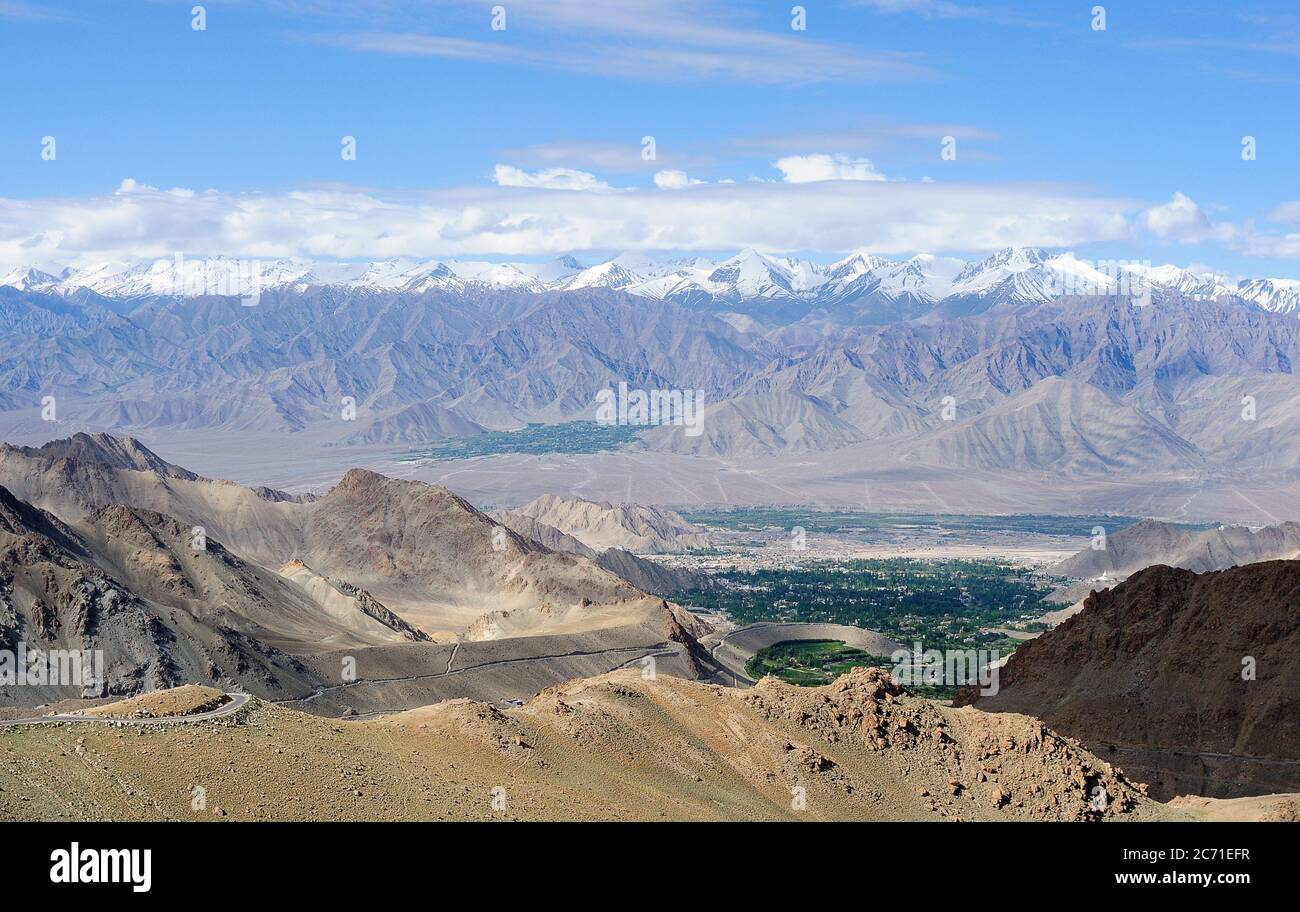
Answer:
[
  {"left": 745, "top": 639, "right": 892, "bottom": 686},
  {"left": 680, "top": 508, "right": 1148, "bottom": 538},
  {"left": 674, "top": 557, "right": 1057, "bottom": 654},
  {"left": 397, "top": 421, "right": 642, "bottom": 461}
]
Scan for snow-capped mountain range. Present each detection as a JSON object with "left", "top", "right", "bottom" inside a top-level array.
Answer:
[
  {"left": 4, "top": 247, "right": 1298, "bottom": 316},
  {"left": 4, "top": 240, "right": 1300, "bottom": 513}
]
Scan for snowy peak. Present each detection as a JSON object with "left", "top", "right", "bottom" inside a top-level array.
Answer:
[
  {"left": 562, "top": 259, "right": 643, "bottom": 291},
  {"left": 817, "top": 252, "right": 958, "bottom": 306},
  {"left": 451, "top": 261, "right": 544, "bottom": 291},
  {"left": 3, "top": 249, "right": 1297, "bottom": 321},
  {"left": 0, "top": 266, "right": 60, "bottom": 291},
  {"left": 1237, "top": 277, "right": 1300, "bottom": 315},
  {"left": 342, "top": 260, "right": 460, "bottom": 294},
  {"left": 38, "top": 257, "right": 316, "bottom": 299},
  {"left": 1120, "top": 263, "right": 1235, "bottom": 302},
  {"left": 610, "top": 251, "right": 708, "bottom": 278},
  {"left": 823, "top": 252, "right": 898, "bottom": 284},
  {"left": 526, "top": 256, "right": 585, "bottom": 284},
  {"left": 707, "top": 248, "right": 798, "bottom": 300},
  {"left": 950, "top": 248, "right": 1120, "bottom": 303},
  {"left": 953, "top": 246, "right": 1049, "bottom": 285},
  {"left": 884, "top": 257, "right": 952, "bottom": 298}
]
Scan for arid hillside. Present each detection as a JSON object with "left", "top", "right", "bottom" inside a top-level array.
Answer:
[
  {"left": 1045, "top": 517, "right": 1300, "bottom": 608},
  {"left": 0, "top": 451, "right": 713, "bottom": 707},
  {"left": 508, "top": 494, "right": 713, "bottom": 553},
  {"left": 978, "top": 560, "right": 1300, "bottom": 799},
  {"left": 0, "top": 485, "right": 328, "bottom": 704},
  {"left": 0, "top": 433, "right": 683, "bottom": 638},
  {"left": 0, "top": 668, "right": 1243, "bottom": 822}
]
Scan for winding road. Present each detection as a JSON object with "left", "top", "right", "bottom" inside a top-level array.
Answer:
[
  {"left": 0, "top": 692, "right": 251, "bottom": 727},
  {"left": 278, "top": 642, "right": 670, "bottom": 707}
]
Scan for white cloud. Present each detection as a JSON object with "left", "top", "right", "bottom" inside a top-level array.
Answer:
[
  {"left": 303, "top": 0, "right": 931, "bottom": 85},
  {"left": 653, "top": 170, "right": 702, "bottom": 189},
  {"left": 0, "top": 1, "right": 68, "bottom": 22},
  {"left": 1136, "top": 192, "right": 1300, "bottom": 259},
  {"left": 1237, "top": 232, "right": 1300, "bottom": 259},
  {"left": 774, "top": 154, "right": 887, "bottom": 183},
  {"left": 851, "top": 0, "right": 1043, "bottom": 26},
  {"left": 0, "top": 177, "right": 1140, "bottom": 266},
  {"left": 1142, "top": 192, "right": 1211, "bottom": 240},
  {"left": 312, "top": 29, "right": 926, "bottom": 84},
  {"left": 492, "top": 165, "right": 611, "bottom": 191},
  {"left": 502, "top": 140, "right": 697, "bottom": 173},
  {"left": 1141, "top": 192, "right": 1235, "bottom": 243},
  {"left": 1269, "top": 201, "right": 1300, "bottom": 223},
  {"left": 857, "top": 0, "right": 971, "bottom": 14}
]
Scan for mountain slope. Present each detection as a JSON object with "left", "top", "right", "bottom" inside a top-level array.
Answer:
[
  {"left": 491, "top": 508, "right": 714, "bottom": 595},
  {"left": 0, "top": 668, "right": 1182, "bottom": 822},
  {"left": 276, "top": 559, "right": 432, "bottom": 642},
  {"left": 76, "top": 504, "right": 425, "bottom": 652},
  {"left": 297, "top": 470, "right": 647, "bottom": 636},
  {"left": 0, "top": 433, "right": 313, "bottom": 562},
  {"left": 1056, "top": 519, "right": 1300, "bottom": 579},
  {"left": 0, "top": 486, "right": 321, "bottom": 703},
  {"left": 1044, "top": 517, "right": 1300, "bottom": 609},
  {"left": 0, "top": 434, "right": 671, "bottom": 640},
  {"left": 487, "top": 510, "right": 598, "bottom": 558},
  {"left": 977, "top": 560, "right": 1300, "bottom": 799},
  {"left": 592, "top": 548, "right": 714, "bottom": 596},
  {"left": 900, "top": 377, "right": 1202, "bottom": 474},
  {"left": 511, "top": 493, "right": 712, "bottom": 554}
]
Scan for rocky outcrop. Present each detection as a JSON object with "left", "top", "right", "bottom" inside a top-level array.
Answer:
[
  {"left": 324, "top": 577, "right": 432, "bottom": 642},
  {"left": 978, "top": 561, "right": 1300, "bottom": 799},
  {"left": 742, "top": 667, "right": 1149, "bottom": 821},
  {"left": 2, "top": 433, "right": 198, "bottom": 480}
]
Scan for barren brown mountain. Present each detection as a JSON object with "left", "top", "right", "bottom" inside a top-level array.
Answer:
[
  {"left": 1045, "top": 517, "right": 1300, "bottom": 610},
  {"left": 1060, "top": 518, "right": 1300, "bottom": 579},
  {"left": 490, "top": 507, "right": 713, "bottom": 595},
  {"left": 0, "top": 434, "right": 672, "bottom": 639},
  {"left": 977, "top": 560, "right": 1300, "bottom": 799},
  {"left": 0, "top": 433, "right": 707, "bottom": 636},
  {"left": 509, "top": 493, "right": 712, "bottom": 553},
  {"left": 0, "top": 436, "right": 727, "bottom": 709},
  {"left": 4, "top": 669, "right": 1252, "bottom": 822},
  {"left": 0, "top": 486, "right": 324, "bottom": 704}
]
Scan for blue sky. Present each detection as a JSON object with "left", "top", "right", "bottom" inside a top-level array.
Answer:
[{"left": 2, "top": 0, "right": 1299, "bottom": 276}]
